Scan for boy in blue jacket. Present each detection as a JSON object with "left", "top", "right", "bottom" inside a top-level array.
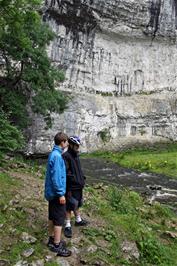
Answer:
[{"left": 45, "top": 132, "right": 71, "bottom": 257}]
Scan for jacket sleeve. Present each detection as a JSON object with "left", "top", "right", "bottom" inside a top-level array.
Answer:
[
  {"left": 78, "top": 156, "right": 86, "bottom": 179},
  {"left": 63, "top": 154, "right": 75, "bottom": 178},
  {"left": 50, "top": 155, "right": 65, "bottom": 197}
]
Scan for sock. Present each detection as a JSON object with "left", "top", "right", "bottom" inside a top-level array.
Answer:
[
  {"left": 65, "top": 219, "right": 71, "bottom": 228},
  {"left": 54, "top": 242, "right": 59, "bottom": 247},
  {"left": 75, "top": 215, "right": 82, "bottom": 223}
]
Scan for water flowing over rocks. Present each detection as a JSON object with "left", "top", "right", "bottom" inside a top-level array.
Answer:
[
  {"left": 27, "top": 0, "right": 177, "bottom": 154},
  {"left": 81, "top": 157, "right": 177, "bottom": 211}
]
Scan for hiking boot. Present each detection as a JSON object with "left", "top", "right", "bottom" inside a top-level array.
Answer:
[
  {"left": 64, "top": 226, "right": 72, "bottom": 238},
  {"left": 57, "top": 243, "right": 72, "bottom": 257},
  {"left": 49, "top": 240, "right": 66, "bottom": 253},
  {"left": 75, "top": 219, "right": 88, "bottom": 226}
]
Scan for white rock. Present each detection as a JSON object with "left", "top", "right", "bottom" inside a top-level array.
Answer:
[
  {"left": 121, "top": 240, "right": 140, "bottom": 260},
  {"left": 14, "top": 261, "right": 28, "bottom": 266},
  {"left": 27, "top": 0, "right": 177, "bottom": 154},
  {"left": 87, "top": 245, "right": 98, "bottom": 253},
  {"left": 22, "top": 248, "right": 35, "bottom": 258},
  {"left": 56, "top": 258, "right": 70, "bottom": 266},
  {"left": 45, "top": 255, "right": 53, "bottom": 262},
  {"left": 30, "top": 259, "right": 44, "bottom": 266},
  {"left": 21, "top": 232, "right": 37, "bottom": 244}
]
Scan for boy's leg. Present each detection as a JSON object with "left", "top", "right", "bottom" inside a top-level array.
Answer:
[
  {"left": 65, "top": 211, "right": 72, "bottom": 227},
  {"left": 53, "top": 225, "right": 72, "bottom": 257},
  {"left": 54, "top": 225, "right": 62, "bottom": 244},
  {"left": 73, "top": 190, "right": 88, "bottom": 226},
  {"left": 48, "top": 219, "right": 54, "bottom": 236},
  {"left": 48, "top": 199, "right": 71, "bottom": 256},
  {"left": 47, "top": 220, "right": 54, "bottom": 247},
  {"left": 74, "top": 208, "right": 88, "bottom": 226},
  {"left": 74, "top": 208, "right": 82, "bottom": 223},
  {"left": 64, "top": 211, "right": 72, "bottom": 238}
]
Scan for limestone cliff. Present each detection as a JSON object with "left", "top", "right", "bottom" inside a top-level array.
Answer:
[{"left": 27, "top": 0, "right": 177, "bottom": 154}]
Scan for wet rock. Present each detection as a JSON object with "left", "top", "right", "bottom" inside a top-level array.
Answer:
[
  {"left": 9, "top": 199, "right": 20, "bottom": 206},
  {"left": 71, "top": 236, "right": 82, "bottom": 245},
  {"left": 14, "top": 261, "right": 29, "bottom": 266},
  {"left": 70, "top": 246, "right": 80, "bottom": 255},
  {"left": 2, "top": 205, "right": 8, "bottom": 212},
  {"left": 9, "top": 226, "right": 17, "bottom": 234},
  {"left": 24, "top": 208, "right": 36, "bottom": 218},
  {"left": 10, "top": 162, "right": 27, "bottom": 169},
  {"left": 4, "top": 155, "right": 14, "bottom": 161},
  {"left": 30, "top": 259, "right": 44, "bottom": 266},
  {"left": 92, "top": 261, "right": 106, "bottom": 266},
  {"left": 87, "top": 245, "right": 98, "bottom": 253},
  {"left": 22, "top": 248, "right": 35, "bottom": 258},
  {"left": 21, "top": 232, "right": 37, "bottom": 244},
  {"left": 147, "top": 194, "right": 156, "bottom": 205},
  {"left": 56, "top": 258, "right": 70, "bottom": 266},
  {"left": 165, "top": 220, "right": 177, "bottom": 229},
  {"left": 0, "top": 259, "right": 9, "bottom": 266},
  {"left": 121, "top": 240, "right": 140, "bottom": 261},
  {"left": 80, "top": 258, "right": 88, "bottom": 265},
  {"left": 163, "top": 231, "right": 177, "bottom": 239},
  {"left": 149, "top": 185, "right": 162, "bottom": 190},
  {"left": 44, "top": 255, "right": 52, "bottom": 262},
  {"left": 96, "top": 239, "right": 108, "bottom": 249},
  {"left": 94, "top": 183, "right": 107, "bottom": 191}
]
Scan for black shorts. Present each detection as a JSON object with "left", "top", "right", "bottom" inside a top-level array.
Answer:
[
  {"left": 48, "top": 198, "right": 66, "bottom": 226},
  {"left": 66, "top": 190, "right": 83, "bottom": 211}
]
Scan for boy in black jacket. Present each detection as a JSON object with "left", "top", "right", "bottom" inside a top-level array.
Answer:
[{"left": 62, "top": 136, "right": 88, "bottom": 238}]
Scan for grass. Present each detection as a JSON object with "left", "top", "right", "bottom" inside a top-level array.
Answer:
[
  {"left": 45, "top": 263, "right": 59, "bottom": 266},
  {"left": 83, "top": 142, "right": 177, "bottom": 178},
  {"left": 1, "top": 152, "right": 177, "bottom": 265},
  {"left": 0, "top": 153, "right": 46, "bottom": 178},
  {"left": 83, "top": 185, "right": 177, "bottom": 265},
  {"left": 0, "top": 171, "right": 48, "bottom": 264}
]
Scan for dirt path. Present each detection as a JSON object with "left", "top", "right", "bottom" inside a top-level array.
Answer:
[{"left": 5, "top": 169, "right": 103, "bottom": 266}]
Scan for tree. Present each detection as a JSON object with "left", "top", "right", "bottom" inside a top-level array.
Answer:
[
  {"left": 0, "top": 0, "right": 67, "bottom": 152},
  {"left": 0, "top": 109, "right": 24, "bottom": 155}
]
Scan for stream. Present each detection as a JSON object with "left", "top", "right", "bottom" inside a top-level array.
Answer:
[{"left": 81, "top": 157, "right": 177, "bottom": 212}]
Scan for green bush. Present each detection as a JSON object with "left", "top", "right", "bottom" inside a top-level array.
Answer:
[
  {"left": 137, "top": 233, "right": 171, "bottom": 264},
  {"left": 97, "top": 129, "right": 111, "bottom": 143},
  {"left": 0, "top": 110, "right": 24, "bottom": 158},
  {"left": 108, "top": 186, "right": 142, "bottom": 214}
]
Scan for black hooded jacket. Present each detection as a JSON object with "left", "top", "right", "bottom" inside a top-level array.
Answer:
[{"left": 62, "top": 147, "right": 85, "bottom": 191}]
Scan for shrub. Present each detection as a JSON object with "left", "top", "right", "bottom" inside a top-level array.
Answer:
[{"left": 0, "top": 110, "right": 24, "bottom": 157}]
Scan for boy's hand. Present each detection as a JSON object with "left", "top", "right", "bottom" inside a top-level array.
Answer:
[{"left": 59, "top": 196, "right": 66, "bottom": 205}]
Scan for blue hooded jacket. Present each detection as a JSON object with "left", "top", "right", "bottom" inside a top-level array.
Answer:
[{"left": 45, "top": 145, "right": 66, "bottom": 201}]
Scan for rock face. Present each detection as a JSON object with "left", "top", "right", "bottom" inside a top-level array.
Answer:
[{"left": 27, "top": 0, "right": 177, "bottom": 154}]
